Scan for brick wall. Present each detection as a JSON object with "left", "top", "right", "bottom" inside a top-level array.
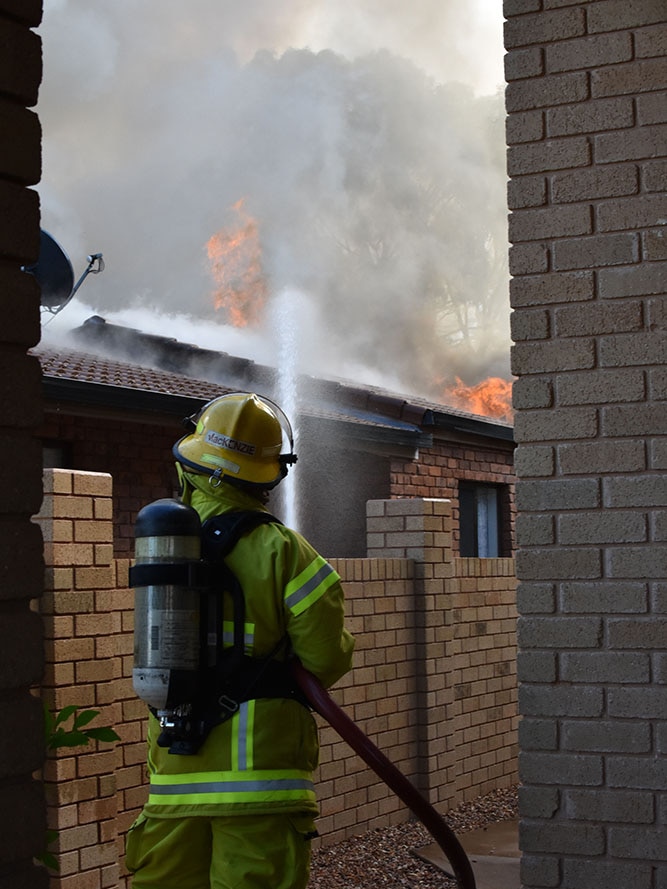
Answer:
[
  {"left": 35, "top": 471, "right": 518, "bottom": 888},
  {"left": 506, "top": 1, "right": 667, "bottom": 886},
  {"left": 389, "top": 441, "right": 516, "bottom": 555},
  {"left": 367, "top": 499, "right": 519, "bottom": 805},
  {"left": 449, "top": 557, "right": 518, "bottom": 801},
  {"left": 0, "top": 2, "right": 48, "bottom": 888}
]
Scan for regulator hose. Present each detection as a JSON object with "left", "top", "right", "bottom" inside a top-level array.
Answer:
[{"left": 291, "top": 661, "right": 477, "bottom": 889}]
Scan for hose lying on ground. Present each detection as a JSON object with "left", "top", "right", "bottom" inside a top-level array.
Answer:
[{"left": 291, "top": 660, "right": 477, "bottom": 889}]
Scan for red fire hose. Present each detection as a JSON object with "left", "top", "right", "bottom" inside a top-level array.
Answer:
[{"left": 291, "top": 661, "right": 477, "bottom": 889}]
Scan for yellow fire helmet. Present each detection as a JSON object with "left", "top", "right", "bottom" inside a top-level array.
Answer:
[{"left": 173, "top": 392, "right": 297, "bottom": 488}]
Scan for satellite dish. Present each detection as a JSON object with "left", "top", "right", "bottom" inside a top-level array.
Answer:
[{"left": 22, "top": 229, "right": 104, "bottom": 317}]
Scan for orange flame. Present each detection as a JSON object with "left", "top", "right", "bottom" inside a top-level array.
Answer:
[
  {"left": 443, "top": 376, "right": 514, "bottom": 422},
  {"left": 206, "top": 199, "right": 267, "bottom": 327}
]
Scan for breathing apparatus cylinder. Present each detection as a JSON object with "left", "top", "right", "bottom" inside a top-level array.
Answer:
[{"left": 130, "top": 498, "right": 203, "bottom": 714}]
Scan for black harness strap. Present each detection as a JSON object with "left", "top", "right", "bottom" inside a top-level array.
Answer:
[
  {"left": 200, "top": 511, "right": 308, "bottom": 713},
  {"left": 201, "top": 509, "right": 280, "bottom": 557},
  {"left": 156, "top": 509, "right": 309, "bottom": 755},
  {"left": 201, "top": 510, "right": 280, "bottom": 673}
]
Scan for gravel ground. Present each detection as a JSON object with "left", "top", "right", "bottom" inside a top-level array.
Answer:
[{"left": 309, "top": 785, "right": 518, "bottom": 889}]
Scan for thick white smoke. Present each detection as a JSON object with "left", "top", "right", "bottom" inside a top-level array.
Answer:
[{"left": 37, "top": 0, "right": 508, "bottom": 399}]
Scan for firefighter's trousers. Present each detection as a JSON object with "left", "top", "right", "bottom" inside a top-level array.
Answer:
[{"left": 126, "top": 810, "right": 316, "bottom": 889}]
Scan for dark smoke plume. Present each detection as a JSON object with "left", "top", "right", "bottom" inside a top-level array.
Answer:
[{"left": 38, "top": 1, "right": 508, "bottom": 398}]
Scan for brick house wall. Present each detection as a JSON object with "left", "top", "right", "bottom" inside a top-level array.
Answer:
[
  {"left": 0, "top": 2, "right": 48, "bottom": 888},
  {"left": 40, "top": 413, "right": 181, "bottom": 556},
  {"left": 35, "top": 469, "right": 518, "bottom": 889},
  {"left": 39, "top": 410, "right": 516, "bottom": 559},
  {"left": 505, "top": 1, "right": 667, "bottom": 886},
  {"left": 389, "top": 439, "right": 516, "bottom": 556}
]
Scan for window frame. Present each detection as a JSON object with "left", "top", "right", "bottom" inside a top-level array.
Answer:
[{"left": 459, "top": 480, "right": 504, "bottom": 558}]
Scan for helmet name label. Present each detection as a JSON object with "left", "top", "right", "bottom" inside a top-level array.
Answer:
[{"left": 205, "top": 430, "right": 256, "bottom": 456}]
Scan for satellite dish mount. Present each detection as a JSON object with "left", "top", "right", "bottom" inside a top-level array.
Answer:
[{"left": 22, "top": 229, "right": 105, "bottom": 317}]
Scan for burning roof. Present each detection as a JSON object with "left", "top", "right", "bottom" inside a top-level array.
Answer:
[{"left": 35, "top": 315, "right": 514, "bottom": 449}]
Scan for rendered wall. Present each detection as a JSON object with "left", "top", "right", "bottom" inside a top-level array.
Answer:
[
  {"left": 34, "top": 469, "right": 518, "bottom": 889},
  {"left": 505, "top": 1, "right": 667, "bottom": 886},
  {"left": 0, "top": 3, "right": 48, "bottom": 888}
]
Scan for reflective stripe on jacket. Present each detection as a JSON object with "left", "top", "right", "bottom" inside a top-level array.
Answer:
[
  {"left": 142, "top": 473, "right": 354, "bottom": 818},
  {"left": 147, "top": 768, "right": 316, "bottom": 807}
]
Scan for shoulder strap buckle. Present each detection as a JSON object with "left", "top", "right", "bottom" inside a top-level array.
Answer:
[{"left": 217, "top": 693, "right": 239, "bottom": 716}]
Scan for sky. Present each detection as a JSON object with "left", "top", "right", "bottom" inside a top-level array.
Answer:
[{"left": 36, "top": 1, "right": 508, "bottom": 402}]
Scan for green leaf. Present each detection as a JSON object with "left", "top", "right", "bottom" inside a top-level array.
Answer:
[
  {"left": 36, "top": 850, "right": 60, "bottom": 871},
  {"left": 49, "top": 729, "right": 90, "bottom": 749},
  {"left": 53, "top": 705, "right": 79, "bottom": 728},
  {"left": 84, "top": 727, "right": 121, "bottom": 743},
  {"left": 35, "top": 829, "right": 60, "bottom": 871},
  {"left": 45, "top": 705, "right": 120, "bottom": 751},
  {"left": 73, "top": 709, "right": 101, "bottom": 730},
  {"left": 40, "top": 704, "right": 120, "bottom": 874}
]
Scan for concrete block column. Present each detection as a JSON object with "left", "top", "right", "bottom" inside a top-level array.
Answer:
[
  {"left": 506, "top": 1, "right": 667, "bottom": 884},
  {"left": 367, "top": 498, "right": 456, "bottom": 808}
]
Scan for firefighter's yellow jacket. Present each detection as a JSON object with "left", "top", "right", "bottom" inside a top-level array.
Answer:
[{"left": 142, "top": 471, "right": 355, "bottom": 819}]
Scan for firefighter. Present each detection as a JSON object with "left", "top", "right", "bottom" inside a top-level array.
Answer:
[{"left": 126, "top": 392, "right": 355, "bottom": 889}]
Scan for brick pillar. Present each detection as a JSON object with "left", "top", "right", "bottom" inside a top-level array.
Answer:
[
  {"left": 35, "top": 469, "right": 121, "bottom": 889},
  {"left": 0, "top": 2, "right": 48, "bottom": 887},
  {"left": 367, "top": 498, "right": 456, "bottom": 809}
]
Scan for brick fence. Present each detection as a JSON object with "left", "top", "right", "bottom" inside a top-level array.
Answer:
[{"left": 34, "top": 468, "right": 518, "bottom": 889}]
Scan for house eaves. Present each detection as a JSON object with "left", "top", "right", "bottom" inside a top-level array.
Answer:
[
  {"left": 305, "top": 379, "right": 513, "bottom": 444},
  {"left": 300, "top": 404, "right": 432, "bottom": 452},
  {"left": 42, "top": 375, "right": 208, "bottom": 421},
  {"left": 36, "top": 346, "right": 429, "bottom": 453},
  {"left": 431, "top": 409, "right": 514, "bottom": 443}
]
